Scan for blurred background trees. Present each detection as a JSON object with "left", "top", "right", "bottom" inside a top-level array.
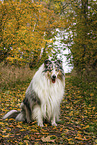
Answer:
[
  {"left": 63, "top": 0, "right": 97, "bottom": 77},
  {"left": 0, "top": 0, "right": 97, "bottom": 79}
]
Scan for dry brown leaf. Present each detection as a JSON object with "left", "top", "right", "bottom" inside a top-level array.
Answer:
[{"left": 41, "top": 135, "right": 56, "bottom": 143}]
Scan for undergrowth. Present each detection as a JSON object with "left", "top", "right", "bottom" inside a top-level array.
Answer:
[{"left": 0, "top": 64, "right": 35, "bottom": 91}]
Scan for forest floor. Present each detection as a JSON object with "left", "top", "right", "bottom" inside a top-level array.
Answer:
[{"left": 0, "top": 74, "right": 97, "bottom": 145}]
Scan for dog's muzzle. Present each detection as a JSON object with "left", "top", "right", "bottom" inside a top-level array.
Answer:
[{"left": 51, "top": 75, "right": 56, "bottom": 83}]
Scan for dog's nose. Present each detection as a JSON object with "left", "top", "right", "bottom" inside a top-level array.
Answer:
[{"left": 52, "top": 75, "right": 56, "bottom": 79}]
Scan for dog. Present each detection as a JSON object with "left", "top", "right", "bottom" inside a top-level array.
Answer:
[{"left": 3, "top": 59, "right": 65, "bottom": 126}]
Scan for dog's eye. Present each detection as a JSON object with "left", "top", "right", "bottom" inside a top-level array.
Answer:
[
  {"left": 49, "top": 66, "right": 53, "bottom": 71},
  {"left": 55, "top": 67, "right": 59, "bottom": 71}
]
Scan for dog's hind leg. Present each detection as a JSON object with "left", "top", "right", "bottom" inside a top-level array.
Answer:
[
  {"left": 22, "top": 98, "right": 32, "bottom": 123},
  {"left": 23, "top": 105, "right": 31, "bottom": 123},
  {"left": 21, "top": 102, "right": 31, "bottom": 123}
]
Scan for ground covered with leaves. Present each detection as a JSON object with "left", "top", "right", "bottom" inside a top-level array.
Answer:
[{"left": 0, "top": 75, "right": 97, "bottom": 145}]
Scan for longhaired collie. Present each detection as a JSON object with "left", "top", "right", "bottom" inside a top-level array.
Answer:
[{"left": 3, "top": 59, "right": 65, "bottom": 126}]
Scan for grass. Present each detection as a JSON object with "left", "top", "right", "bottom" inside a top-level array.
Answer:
[{"left": 0, "top": 64, "right": 35, "bottom": 91}]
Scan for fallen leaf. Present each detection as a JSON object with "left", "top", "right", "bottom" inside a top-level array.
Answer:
[
  {"left": 75, "top": 136, "right": 84, "bottom": 140},
  {"left": 19, "top": 142, "right": 23, "bottom": 145},
  {"left": 83, "top": 125, "right": 89, "bottom": 129},
  {"left": 41, "top": 135, "right": 56, "bottom": 143},
  {"left": 60, "top": 127, "right": 63, "bottom": 132},
  {"left": 24, "top": 135, "right": 29, "bottom": 139},
  {"left": 95, "top": 139, "right": 97, "bottom": 143},
  {"left": 90, "top": 93, "right": 94, "bottom": 97},
  {"left": 16, "top": 124, "right": 22, "bottom": 128},
  {"left": 69, "top": 111, "right": 73, "bottom": 116},
  {"left": 2, "top": 134, "right": 10, "bottom": 138},
  {"left": 20, "top": 129, "right": 25, "bottom": 131}
]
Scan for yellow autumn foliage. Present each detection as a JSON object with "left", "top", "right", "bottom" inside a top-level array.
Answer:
[{"left": 0, "top": 0, "right": 64, "bottom": 66}]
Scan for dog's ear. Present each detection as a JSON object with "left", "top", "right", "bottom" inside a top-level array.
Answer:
[{"left": 44, "top": 59, "right": 52, "bottom": 68}]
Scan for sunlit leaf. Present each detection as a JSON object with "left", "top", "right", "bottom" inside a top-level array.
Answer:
[
  {"left": 83, "top": 125, "right": 89, "bottom": 129},
  {"left": 41, "top": 135, "right": 57, "bottom": 143},
  {"left": 2, "top": 134, "right": 10, "bottom": 138}
]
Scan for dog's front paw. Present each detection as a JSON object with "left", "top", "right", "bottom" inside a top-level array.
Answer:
[
  {"left": 38, "top": 122, "right": 44, "bottom": 127},
  {"left": 51, "top": 122, "right": 57, "bottom": 126},
  {"left": 27, "top": 119, "right": 31, "bottom": 123}
]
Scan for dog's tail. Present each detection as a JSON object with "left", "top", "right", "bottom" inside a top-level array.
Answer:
[
  {"left": 3, "top": 110, "right": 20, "bottom": 119},
  {"left": 3, "top": 110, "right": 25, "bottom": 122}
]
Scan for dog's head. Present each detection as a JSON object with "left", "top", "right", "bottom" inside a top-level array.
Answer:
[{"left": 43, "top": 59, "right": 64, "bottom": 83}]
